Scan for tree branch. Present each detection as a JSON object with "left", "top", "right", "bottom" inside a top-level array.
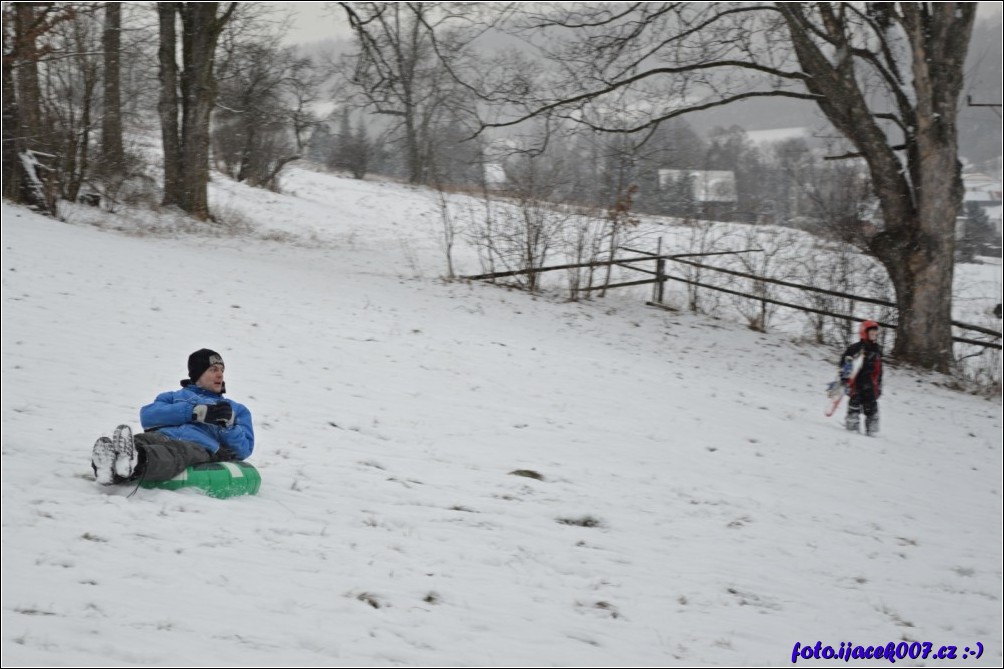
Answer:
[
  {"left": 824, "top": 145, "right": 906, "bottom": 161},
  {"left": 476, "top": 59, "right": 810, "bottom": 136}
]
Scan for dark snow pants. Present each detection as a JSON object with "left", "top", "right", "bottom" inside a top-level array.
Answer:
[
  {"left": 845, "top": 385, "right": 879, "bottom": 435},
  {"left": 133, "top": 432, "right": 216, "bottom": 481}
]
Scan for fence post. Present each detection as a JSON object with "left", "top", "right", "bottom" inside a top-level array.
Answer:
[{"left": 655, "top": 237, "right": 665, "bottom": 304}]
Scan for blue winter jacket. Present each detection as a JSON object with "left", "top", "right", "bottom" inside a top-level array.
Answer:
[{"left": 139, "top": 386, "right": 254, "bottom": 460}]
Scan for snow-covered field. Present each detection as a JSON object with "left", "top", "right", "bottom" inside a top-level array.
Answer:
[{"left": 2, "top": 166, "right": 1001, "bottom": 666}]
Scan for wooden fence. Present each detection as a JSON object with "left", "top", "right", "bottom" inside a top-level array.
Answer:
[{"left": 460, "top": 246, "right": 1002, "bottom": 351}]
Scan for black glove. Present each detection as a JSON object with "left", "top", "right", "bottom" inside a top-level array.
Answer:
[
  {"left": 193, "top": 403, "right": 234, "bottom": 428},
  {"left": 215, "top": 445, "right": 238, "bottom": 462}
]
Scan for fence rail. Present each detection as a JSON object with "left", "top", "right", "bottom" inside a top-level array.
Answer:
[{"left": 460, "top": 247, "right": 1002, "bottom": 351}]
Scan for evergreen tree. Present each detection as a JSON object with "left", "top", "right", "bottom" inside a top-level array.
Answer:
[
  {"left": 963, "top": 201, "right": 998, "bottom": 258},
  {"left": 349, "top": 122, "right": 370, "bottom": 179},
  {"left": 328, "top": 112, "right": 370, "bottom": 179}
]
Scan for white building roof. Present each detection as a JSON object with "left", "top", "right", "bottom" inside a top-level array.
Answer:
[
  {"left": 658, "top": 169, "right": 737, "bottom": 202},
  {"left": 963, "top": 173, "right": 1003, "bottom": 203},
  {"left": 745, "top": 127, "right": 811, "bottom": 146}
]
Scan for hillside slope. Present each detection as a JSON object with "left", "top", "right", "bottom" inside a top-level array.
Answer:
[{"left": 2, "top": 170, "right": 1001, "bottom": 666}]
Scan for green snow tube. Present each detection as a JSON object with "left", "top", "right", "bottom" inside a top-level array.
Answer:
[{"left": 140, "top": 461, "right": 261, "bottom": 499}]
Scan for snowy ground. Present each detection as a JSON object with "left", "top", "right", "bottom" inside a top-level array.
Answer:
[{"left": 2, "top": 167, "right": 1001, "bottom": 666}]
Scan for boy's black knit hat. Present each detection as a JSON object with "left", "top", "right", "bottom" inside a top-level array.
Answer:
[{"left": 187, "top": 348, "right": 224, "bottom": 382}]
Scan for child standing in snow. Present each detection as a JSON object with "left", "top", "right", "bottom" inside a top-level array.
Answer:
[
  {"left": 91, "top": 348, "right": 255, "bottom": 485},
  {"left": 839, "top": 321, "right": 883, "bottom": 436}
]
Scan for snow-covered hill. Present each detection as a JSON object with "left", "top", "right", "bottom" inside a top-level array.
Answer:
[{"left": 2, "top": 168, "right": 1001, "bottom": 666}]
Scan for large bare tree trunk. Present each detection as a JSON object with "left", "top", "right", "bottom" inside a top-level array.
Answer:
[
  {"left": 13, "top": 4, "right": 44, "bottom": 151},
  {"left": 158, "top": 2, "right": 182, "bottom": 206},
  {"left": 780, "top": 2, "right": 974, "bottom": 372},
  {"left": 404, "top": 108, "right": 425, "bottom": 184},
  {"left": 6, "top": 3, "right": 57, "bottom": 214},
  {"left": 884, "top": 3, "right": 970, "bottom": 369},
  {"left": 158, "top": 2, "right": 235, "bottom": 219},
  {"left": 2, "top": 35, "right": 24, "bottom": 201},
  {"left": 101, "top": 2, "right": 124, "bottom": 172},
  {"left": 178, "top": 3, "right": 226, "bottom": 219}
]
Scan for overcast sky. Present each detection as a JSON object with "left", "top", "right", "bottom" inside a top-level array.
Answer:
[
  {"left": 278, "top": 2, "right": 352, "bottom": 45},
  {"left": 274, "top": 1, "right": 1002, "bottom": 48}
]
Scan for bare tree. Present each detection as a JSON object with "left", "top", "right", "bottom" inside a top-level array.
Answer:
[
  {"left": 286, "top": 56, "right": 322, "bottom": 153},
  {"left": 337, "top": 2, "right": 483, "bottom": 185},
  {"left": 782, "top": 3, "right": 973, "bottom": 371},
  {"left": 157, "top": 1, "right": 236, "bottom": 219},
  {"left": 732, "top": 227, "right": 801, "bottom": 332},
  {"left": 679, "top": 219, "right": 737, "bottom": 314},
  {"left": 795, "top": 241, "right": 891, "bottom": 345},
  {"left": 800, "top": 148, "right": 875, "bottom": 246},
  {"left": 562, "top": 209, "right": 607, "bottom": 301},
  {"left": 476, "top": 2, "right": 976, "bottom": 371},
  {"left": 101, "top": 2, "right": 124, "bottom": 173},
  {"left": 463, "top": 195, "right": 499, "bottom": 279},
  {"left": 498, "top": 151, "right": 572, "bottom": 291},
  {"left": 213, "top": 41, "right": 317, "bottom": 189},
  {"left": 599, "top": 183, "right": 640, "bottom": 297},
  {"left": 432, "top": 186, "right": 458, "bottom": 279},
  {"left": 328, "top": 110, "right": 371, "bottom": 179},
  {"left": 2, "top": 3, "right": 76, "bottom": 213},
  {"left": 45, "top": 9, "right": 102, "bottom": 203}
]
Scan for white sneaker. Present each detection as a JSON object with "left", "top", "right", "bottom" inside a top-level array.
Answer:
[
  {"left": 92, "top": 437, "right": 116, "bottom": 485},
  {"left": 112, "top": 424, "right": 137, "bottom": 479}
]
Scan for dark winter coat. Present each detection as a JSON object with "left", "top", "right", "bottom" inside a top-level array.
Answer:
[
  {"left": 840, "top": 340, "right": 883, "bottom": 398},
  {"left": 140, "top": 385, "right": 254, "bottom": 460}
]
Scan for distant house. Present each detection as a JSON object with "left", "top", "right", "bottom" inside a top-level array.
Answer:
[
  {"left": 483, "top": 162, "right": 507, "bottom": 191},
  {"left": 984, "top": 205, "right": 1003, "bottom": 236},
  {"left": 658, "top": 169, "right": 736, "bottom": 202},
  {"left": 658, "top": 169, "right": 737, "bottom": 219},
  {"left": 745, "top": 126, "right": 812, "bottom": 147},
  {"left": 964, "top": 172, "right": 1002, "bottom": 204},
  {"left": 963, "top": 172, "right": 1003, "bottom": 234}
]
